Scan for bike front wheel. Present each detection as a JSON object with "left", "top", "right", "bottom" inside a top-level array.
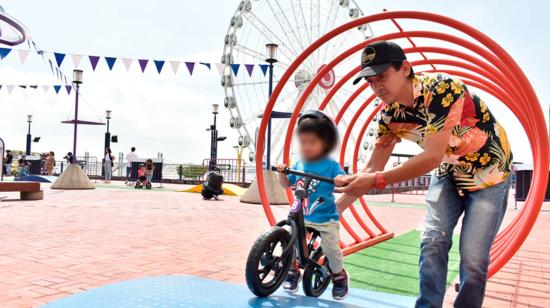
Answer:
[{"left": 245, "top": 227, "right": 292, "bottom": 297}]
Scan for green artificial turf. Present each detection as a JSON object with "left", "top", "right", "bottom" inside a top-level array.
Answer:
[{"left": 344, "top": 230, "right": 460, "bottom": 297}]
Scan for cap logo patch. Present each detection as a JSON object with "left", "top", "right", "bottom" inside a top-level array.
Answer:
[{"left": 362, "top": 47, "right": 376, "bottom": 64}]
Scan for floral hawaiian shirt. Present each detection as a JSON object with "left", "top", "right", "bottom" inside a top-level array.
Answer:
[{"left": 377, "top": 73, "right": 513, "bottom": 193}]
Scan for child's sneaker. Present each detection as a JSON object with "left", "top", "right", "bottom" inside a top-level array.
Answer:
[
  {"left": 332, "top": 270, "right": 349, "bottom": 300},
  {"left": 282, "top": 270, "right": 301, "bottom": 293}
]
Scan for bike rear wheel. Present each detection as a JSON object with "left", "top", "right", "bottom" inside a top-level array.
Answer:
[{"left": 245, "top": 227, "right": 292, "bottom": 297}]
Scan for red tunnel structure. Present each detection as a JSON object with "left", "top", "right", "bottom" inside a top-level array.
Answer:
[{"left": 254, "top": 11, "right": 549, "bottom": 278}]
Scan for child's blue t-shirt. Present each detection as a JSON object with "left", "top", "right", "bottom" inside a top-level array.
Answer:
[{"left": 287, "top": 158, "right": 346, "bottom": 224}]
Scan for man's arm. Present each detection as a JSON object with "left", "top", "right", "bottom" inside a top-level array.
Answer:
[
  {"left": 335, "top": 128, "right": 452, "bottom": 197},
  {"left": 381, "top": 128, "right": 451, "bottom": 184},
  {"left": 336, "top": 135, "right": 396, "bottom": 214}
]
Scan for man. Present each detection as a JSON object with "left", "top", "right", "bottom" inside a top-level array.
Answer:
[
  {"left": 336, "top": 41, "right": 512, "bottom": 308},
  {"left": 125, "top": 147, "right": 138, "bottom": 183},
  {"left": 4, "top": 150, "right": 13, "bottom": 176}
]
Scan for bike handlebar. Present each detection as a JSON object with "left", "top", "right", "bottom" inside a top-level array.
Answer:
[{"left": 270, "top": 166, "right": 335, "bottom": 184}]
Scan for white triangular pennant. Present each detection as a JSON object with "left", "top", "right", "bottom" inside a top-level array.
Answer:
[
  {"left": 41, "top": 85, "right": 49, "bottom": 93},
  {"left": 122, "top": 58, "right": 133, "bottom": 71},
  {"left": 71, "top": 54, "right": 83, "bottom": 67},
  {"left": 169, "top": 61, "right": 180, "bottom": 74},
  {"left": 6, "top": 85, "right": 14, "bottom": 94},
  {"left": 215, "top": 63, "right": 225, "bottom": 75},
  {"left": 17, "top": 49, "right": 30, "bottom": 64}
]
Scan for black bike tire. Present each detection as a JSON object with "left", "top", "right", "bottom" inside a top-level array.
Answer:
[
  {"left": 245, "top": 227, "right": 292, "bottom": 297},
  {"left": 302, "top": 248, "right": 331, "bottom": 297}
]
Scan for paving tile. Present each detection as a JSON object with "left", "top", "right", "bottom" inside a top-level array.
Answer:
[{"left": 0, "top": 183, "right": 548, "bottom": 307}]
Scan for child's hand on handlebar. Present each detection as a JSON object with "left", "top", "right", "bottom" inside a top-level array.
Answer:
[{"left": 276, "top": 163, "right": 288, "bottom": 173}]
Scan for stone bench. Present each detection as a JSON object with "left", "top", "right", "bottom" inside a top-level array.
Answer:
[{"left": 0, "top": 181, "right": 44, "bottom": 200}]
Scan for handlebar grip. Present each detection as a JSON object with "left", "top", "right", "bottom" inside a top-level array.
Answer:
[{"left": 270, "top": 166, "right": 278, "bottom": 172}]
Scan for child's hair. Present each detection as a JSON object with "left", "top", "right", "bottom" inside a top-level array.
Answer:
[
  {"left": 146, "top": 159, "right": 153, "bottom": 169},
  {"left": 297, "top": 116, "right": 338, "bottom": 155}
]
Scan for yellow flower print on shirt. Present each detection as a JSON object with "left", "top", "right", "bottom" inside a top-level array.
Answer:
[
  {"left": 480, "top": 100, "right": 487, "bottom": 113},
  {"left": 482, "top": 113, "right": 490, "bottom": 123},
  {"left": 442, "top": 93, "right": 454, "bottom": 108},
  {"left": 465, "top": 152, "right": 480, "bottom": 162},
  {"left": 377, "top": 123, "right": 389, "bottom": 135},
  {"left": 435, "top": 81, "right": 450, "bottom": 94},
  {"left": 479, "top": 153, "right": 491, "bottom": 165},
  {"left": 450, "top": 80, "right": 464, "bottom": 94}
]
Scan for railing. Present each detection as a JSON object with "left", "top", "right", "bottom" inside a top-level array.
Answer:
[{"left": 202, "top": 158, "right": 246, "bottom": 184}]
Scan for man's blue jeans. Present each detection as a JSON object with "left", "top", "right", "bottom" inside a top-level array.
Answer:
[
  {"left": 126, "top": 166, "right": 131, "bottom": 180},
  {"left": 415, "top": 173, "right": 511, "bottom": 308}
]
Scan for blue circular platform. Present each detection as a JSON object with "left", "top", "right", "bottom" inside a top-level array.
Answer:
[{"left": 43, "top": 275, "right": 416, "bottom": 307}]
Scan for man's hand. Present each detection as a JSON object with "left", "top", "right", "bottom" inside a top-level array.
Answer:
[
  {"left": 334, "top": 173, "right": 375, "bottom": 197},
  {"left": 334, "top": 174, "right": 348, "bottom": 187}
]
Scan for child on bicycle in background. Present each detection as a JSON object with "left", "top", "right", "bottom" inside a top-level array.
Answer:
[{"left": 276, "top": 110, "right": 349, "bottom": 300}]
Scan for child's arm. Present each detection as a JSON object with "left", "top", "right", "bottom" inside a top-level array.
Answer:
[{"left": 276, "top": 163, "right": 291, "bottom": 189}]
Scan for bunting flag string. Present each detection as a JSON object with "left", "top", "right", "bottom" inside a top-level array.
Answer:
[
  {"left": 0, "top": 46, "right": 271, "bottom": 78},
  {"left": 0, "top": 84, "right": 74, "bottom": 95}
]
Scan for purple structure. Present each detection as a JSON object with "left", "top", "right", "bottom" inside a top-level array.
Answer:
[{"left": 0, "top": 5, "right": 27, "bottom": 46}]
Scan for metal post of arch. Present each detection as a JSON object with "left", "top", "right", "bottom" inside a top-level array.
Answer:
[
  {"left": 254, "top": 11, "right": 549, "bottom": 278},
  {"left": 0, "top": 137, "right": 4, "bottom": 181}
]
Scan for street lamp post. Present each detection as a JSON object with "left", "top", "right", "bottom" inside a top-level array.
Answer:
[
  {"left": 210, "top": 104, "right": 219, "bottom": 171},
  {"left": 71, "top": 69, "right": 83, "bottom": 164},
  {"left": 208, "top": 104, "right": 227, "bottom": 171},
  {"left": 25, "top": 114, "right": 32, "bottom": 155},
  {"left": 104, "top": 110, "right": 112, "bottom": 154},
  {"left": 265, "top": 43, "right": 278, "bottom": 170}
]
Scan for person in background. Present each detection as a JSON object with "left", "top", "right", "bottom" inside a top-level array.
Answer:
[
  {"left": 40, "top": 153, "right": 47, "bottom": 175},
  {"left": 145, "top": 158, "right": 155, "bottom": 186},
  {"left": 45, "top": 151, "right": 55, "bottom": 176},
  {"left": 125, "top": 147, "right": 138, "bottom": 184},
  {"left": 104, "top": 147, "right": 114, "bottom": 184},
  {"left": 18, "top": 158, "right": 30, "bottom": 177},
  {"left": 4, "top": 150, "right": 13, "bottom": 176},
  {"left": 64, "top": 152, "right": 73, "bottom": 165}
]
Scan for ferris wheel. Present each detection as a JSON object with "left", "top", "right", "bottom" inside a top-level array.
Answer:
[{"left": 221, "top": 0, "right": 380, "bottom": 166}]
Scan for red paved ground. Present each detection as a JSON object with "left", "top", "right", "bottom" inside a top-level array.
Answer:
[{"left": 0, "top": 182, "right": 548, "bottom": 307}]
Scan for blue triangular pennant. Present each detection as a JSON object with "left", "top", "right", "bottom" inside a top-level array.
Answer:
[
  {"left": 53, "top": 85, "right": 62, "bottom": 94},
  {"left": 199, "top": 62, "right": 211, "bottom": 70},
  {"left": 154, "top": 60, "right": 165, "bottom": 74},
  {"left": 54, "top": 52, "right": 66, "bottom": 67},
  {"left": 105, "top": 57, "right": 117, "bottom": 71},
  {"left": 65, "top": 85, "right": 72, "bottom": 95},
  {"left": 259, "top": 64, "right": 269, "bottom": 76},
  {"left": 0, "top": 48, "right": 11, "bottom": 59},
  {"left": 19, "top": 85, "right": 27, "bottom": 89},
  {"left": 231, "top": 64, "right": 240, "bottom": 76}
]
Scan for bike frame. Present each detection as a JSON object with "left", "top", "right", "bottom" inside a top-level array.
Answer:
[{"left": 273, "top": 167, "right": 334, "bottom": 273}]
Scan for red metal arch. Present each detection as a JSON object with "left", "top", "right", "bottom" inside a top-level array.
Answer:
[{"left": 254, "top": 11, "right": 549, "bottom": 278}]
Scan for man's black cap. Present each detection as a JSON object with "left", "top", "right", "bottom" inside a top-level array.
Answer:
[{"left": 352, "top": 41, "right": 407, "bottom": 85}]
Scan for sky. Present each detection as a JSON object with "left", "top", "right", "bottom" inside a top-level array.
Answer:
[{"left": 0, "top": 0, "right": 548, "bottom": 166}]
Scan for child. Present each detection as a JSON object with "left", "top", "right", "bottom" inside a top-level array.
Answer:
[
  {"left": 137, "top": 164, "right": 147, "bottom": 183},
  {"left": 145, "top": 159, "right": 154, "bottom": 183},
  {"left": 276, "top": 109, "right": 349, "bottom": 300}
]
